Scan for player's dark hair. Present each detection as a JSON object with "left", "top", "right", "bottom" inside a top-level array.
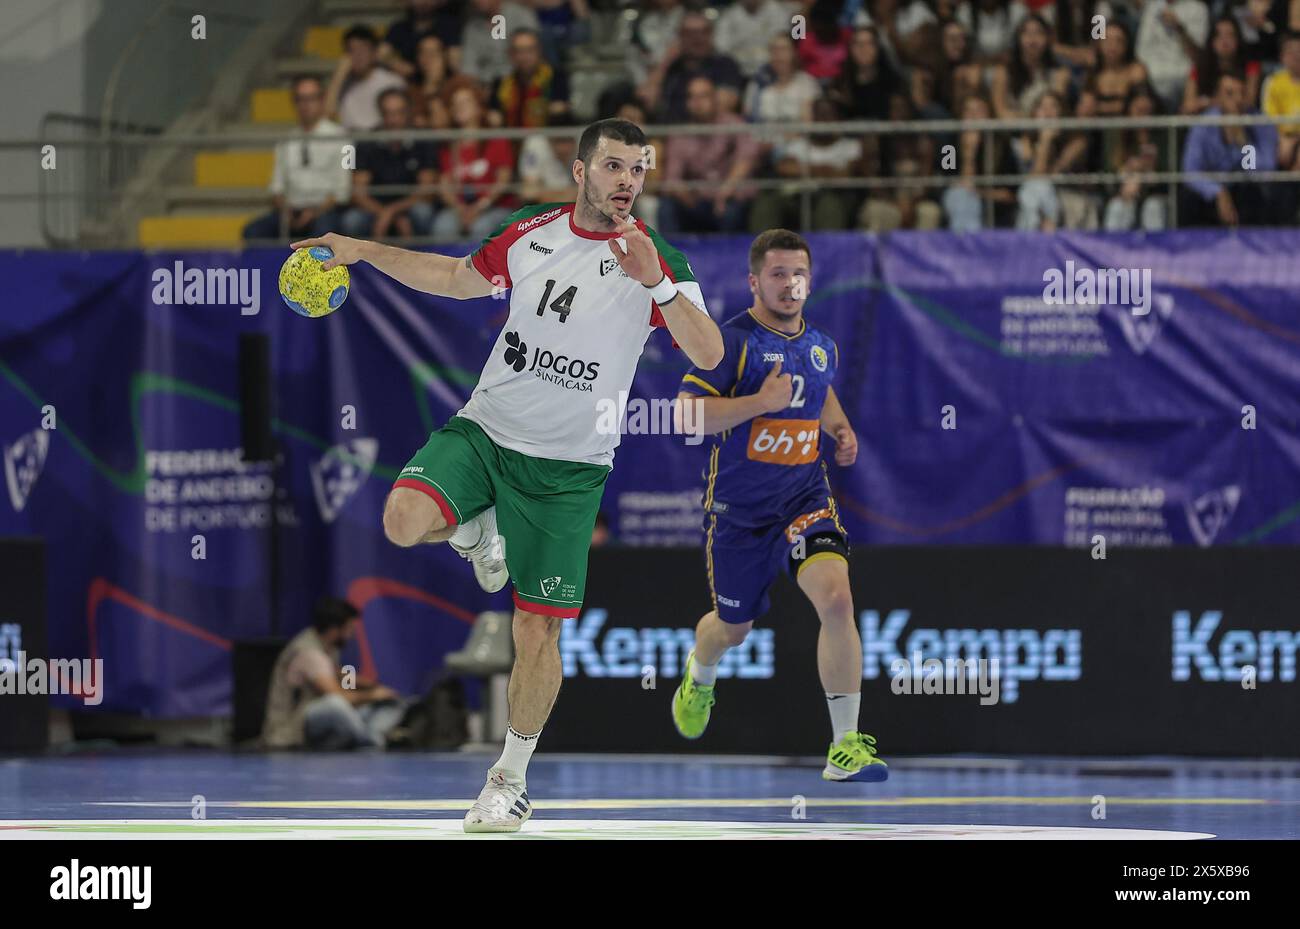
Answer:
[
  {"left": 344, "top": 24, "right": 378, "bottom": 47},
  {"left": 313, "top": 596, "right": 360, "bottom": 633},
  {"left": 749, "top": 229, "right": 812, "bottom": 275},
  {"left": 577, "top": 119, "right": 648, "bottom": 165}
]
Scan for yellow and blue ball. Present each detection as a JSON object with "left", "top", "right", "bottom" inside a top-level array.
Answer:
[{"left": 279, "top": 246, "right": 349, "bottom": 318}]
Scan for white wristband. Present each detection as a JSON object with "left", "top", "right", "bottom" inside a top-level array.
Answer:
[{"left": 646, "top": 274, "right": 678, "bottom": 305}]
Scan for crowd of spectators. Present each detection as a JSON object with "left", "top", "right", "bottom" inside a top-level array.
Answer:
[{"left": 244, "top": 0, "right": 1300, "bottom": 242}]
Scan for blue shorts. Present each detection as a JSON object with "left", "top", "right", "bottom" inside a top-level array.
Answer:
[{"left": 705, "top": 496, "right": 849, "bottom": 625}]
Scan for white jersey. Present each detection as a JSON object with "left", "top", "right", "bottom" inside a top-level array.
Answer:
[{"left": 460, "top": 202, "right": 709, "bottom": 466}]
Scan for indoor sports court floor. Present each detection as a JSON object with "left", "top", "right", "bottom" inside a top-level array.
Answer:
[{"left": 1, "top": 752, "right": 1297, "bottom": 839}]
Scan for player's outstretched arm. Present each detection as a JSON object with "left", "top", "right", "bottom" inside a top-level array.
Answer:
[
  {"left": 821, "top": 385, "right": 858, "bottom": 466},
  {"left": 290, "top": 232, "right": 496, "bottom": 300}
]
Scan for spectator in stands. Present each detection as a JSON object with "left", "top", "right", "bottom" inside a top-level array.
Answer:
[
  {"left": 746, "top": 33, "right": 821, "bottom": 123},
  {"left": 1180, "top": 70, "right": 1286, "bottom": 225},
  {"left": 490, "top": 28, "right": 571, "bottom": 128},
  {"left": 261, "top": 597, "right": 404, "bottom": 751},
  {"left": 1083, "top": 19, "right": 1148, "bottom": 116},
  {"left": 632, "top": 0, "right": 686, "bottom": 87},
  {"left": 851, "top": 0, "right": 942, "bottom": 72},
  {"left": 1263, "top": 30, "right": 1300, "bottom": 168},
  {"left": 1182, "top": 15, "right": 1261, "bottom": 113},
  {"left": 642, "top": 12, "right": 746, "bottom": 120},
  {"left": 532, "top": 0, "right": 592, "bottom": 66},
  {"left": 1103, "top": 82, "right": 1169, "bottom": 229},
  {"left": 409, "top": 34, "right": 455, "bottom": 128},
  {"left": 716, "top": 0, "right": 799, "bottom": 77},
  {"left": 342, "top": 89, "right": 438, "bottom": 239},
  {"left": 1050, "top": 0, "right": 1117, "bottom": 69},
  {"left": 1134, "top": 0, "right": 1209, "bottom": 111},
  {"left": 327, "top": 25, "right": 408, "bottom": 132},
  {"left": 1012, "top": 89, "right": 1090, "bottom": 229},
  {"left": 380, "top": 0, "right": 465, "bottom": 77},
  {"left": 991, "top": 13, "right": 1071, "bottom": 118},
  {"left": 242, "top": 76, "right": 349, "bottom": 241},
  {"left": 956, "top": 0, "right": 1028, "bottom": 63},
  {"left": 933, "top": 18, "right": 984, "bottom": 117},
  {"left": 1235, "top": 0, "right": 1289, "bottom": 64},
  {"left": 750, "top": 97, "right": 865, "bottom": 231},
  {"left": 519, "top": 113, "right": 579, "bottom": 203},
  {"left": 433, "top": 85, "right": 516, "bottom": 240},
  {"left": 942, "top": 91, "right": 1018, "bottom": 231},
  {"left": 460, "top": 0, "right": 540, "bottom": 84},
  {"left": 828, "top": 25, "right": 904, "bottom": 120},
  {"left": 858, "top": 92, "right": 944, "bottom": 231},
  {"left": 659, "top": 75, "right": 761, "bottom": 233},
  {"left": 797, "top": 0, "right": 852, "bottom": 80}
]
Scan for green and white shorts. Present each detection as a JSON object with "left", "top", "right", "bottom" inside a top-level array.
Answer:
[{"left": 391, "top": 415, "right": 609, "bottom": 618}]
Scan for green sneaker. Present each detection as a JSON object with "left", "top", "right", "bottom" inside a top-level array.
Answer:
[
  {"left": 822, "top": 732, "right": 889, "bottom": 782},
  {"left": 672, "top": 650, "right": 716, "bottom": 739}
]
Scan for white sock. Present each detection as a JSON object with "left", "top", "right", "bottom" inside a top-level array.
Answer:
[
  {"left": 450, "top": 506, "right": 493, "bottom": 549},
  {"left": 826, "top": 692, "right": 860, "bottom": 743},
  {"left": 691, "top": 654, "right": 719, "bottom": 686},
  {"left": 494, "top": 724, "right": 540, "bottom": 781}
]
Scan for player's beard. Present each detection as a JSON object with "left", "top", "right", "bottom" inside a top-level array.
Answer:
[{"left": 579, "top": 182, "right": 633, "bottom": 229}]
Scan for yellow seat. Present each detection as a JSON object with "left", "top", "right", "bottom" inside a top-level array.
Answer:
[
  {"left": 138, "top": 214, "right": 258, "bottom": 248},
  {"left": 302, "top": 25, "right": 345, "bottom": 59},
  {"left": 194, "top": 150, "right": 274, "bottom": 188},
  {"left": 251, "top": 88, "right": 295, "bottom": 124}
]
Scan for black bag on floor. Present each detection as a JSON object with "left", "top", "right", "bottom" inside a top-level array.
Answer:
[{"left": 386, "top": 676, "right": 469, "bottom": 750}]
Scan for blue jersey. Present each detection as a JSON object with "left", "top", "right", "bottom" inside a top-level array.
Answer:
[{"left": 679, "top": 310, "right": 841, "bottom": 530}]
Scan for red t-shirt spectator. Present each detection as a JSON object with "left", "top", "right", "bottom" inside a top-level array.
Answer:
[
  {"left": 798, "top": 25, "right": 851, "bottom": 80},
  {"left": 440, "top": 138, "right": 517, "bottom": 209}
]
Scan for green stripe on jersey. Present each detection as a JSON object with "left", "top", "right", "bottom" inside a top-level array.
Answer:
[
  {"left": 645, "top": 225, "right": 696, "bottom": 283},
  {"left": 476, "top": 202, "right": 570, "bottom": 249}
]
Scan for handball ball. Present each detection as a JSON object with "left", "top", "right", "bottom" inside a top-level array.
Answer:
[{"left": 279, "top": 246, "right": 349, "bottom": 318}]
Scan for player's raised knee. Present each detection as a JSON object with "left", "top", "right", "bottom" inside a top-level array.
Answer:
[
  {"left": 382, "top": 488, "right": 446, "bottom": 547},
  {"left": 513, "top": 609, "right": 562, "bottom": 653},
  {"left": 721, "top": 620, "right": 752, "bottom": 647}
]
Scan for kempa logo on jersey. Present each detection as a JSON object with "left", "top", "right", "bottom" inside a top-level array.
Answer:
[
  {"left": 859, "top": 610, "right": 1081, "bottom": 703},
  {"left": 517, "top": 208, "right": 563, "bottom": 232},
  {"left": 502, "top": 331, "right": 601, "bottom": 390},
  {"left": 560, "top": 608, "right": 774, "bottom": 678},
  {"left": 528, "top": 241, "right": 553, "bottom": 255},
  {"left": 1172, "top": 611, "right": 1298, "bottom": 683}
]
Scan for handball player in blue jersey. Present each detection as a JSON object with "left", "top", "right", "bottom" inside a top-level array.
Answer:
[{"left": 670, "top": 229, "right": 887, "bottom": 781}]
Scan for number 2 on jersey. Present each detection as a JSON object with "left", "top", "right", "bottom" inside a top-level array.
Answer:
[{"left": 536, "top": 279, "right": 577, "bottom": 324}]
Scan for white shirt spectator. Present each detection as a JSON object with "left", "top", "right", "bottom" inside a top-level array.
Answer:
[
  {"left": 519, "top": 135, "right": 573, "bottom": 190},
  {"left": 955, "top": 1, "right": 1029, "bottom": 60},
  {"left": 632, "top": 7, "right": 685, "bottom": 83},
  {"left": 777, "top": 135, "right": 864, "bottom": 166},
  {"left": 745, "top": 70, "right": 820, "bottom": 123},
  {"left": 1135, "top": 0, "right": 1210, "bottom": 108},
  {"left": 337, "top": 67, "right": 407, "bottom": 131},
  {"left": 269, "top": 118, "right": 352, "bottom": 209},
  {"left": 461, "top": 2, "right": 541, "bottom": 83},
  {"left": 716, "top": 0, "right": 800, "bottom": 76}
]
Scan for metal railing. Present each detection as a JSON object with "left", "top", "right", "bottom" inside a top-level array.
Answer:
[{"left": 7, "top": 111, "right": 1300, "bottom": 247}]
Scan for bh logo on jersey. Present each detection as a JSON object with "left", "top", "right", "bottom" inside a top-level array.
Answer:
[{"left": 746, "top": 417, "right": 820, "bottom": 465}]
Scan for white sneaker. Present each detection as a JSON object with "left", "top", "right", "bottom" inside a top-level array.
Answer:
[
  {"left": 463, "top": 767, "right": 532, "bottom": 833},
  {"left": 448, "top": 507, "right": 509, "bottom": 593}
]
